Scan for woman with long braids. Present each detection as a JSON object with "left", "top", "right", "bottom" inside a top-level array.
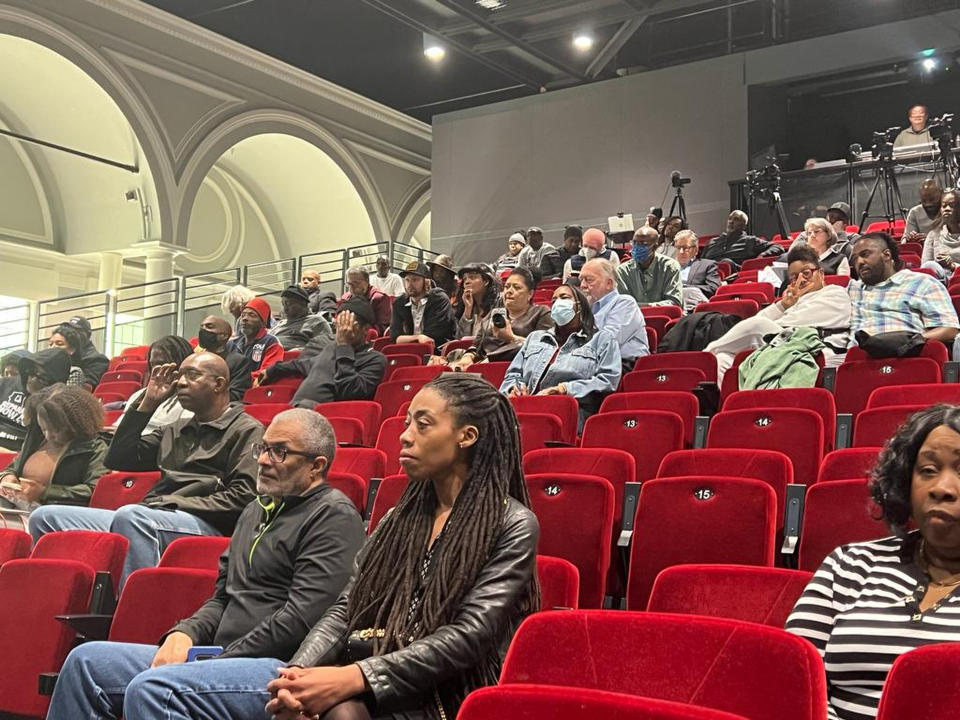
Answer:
[{"left": 265, "top": 371, "right": 540, "bottom": 719}]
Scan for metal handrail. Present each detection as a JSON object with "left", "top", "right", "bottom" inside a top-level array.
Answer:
[{"left": 0, "top": 300, "right": 31, "bottom": 354}]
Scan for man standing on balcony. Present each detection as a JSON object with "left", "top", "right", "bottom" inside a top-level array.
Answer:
[{"left": 369, "top": 256, "right": 404, "bottom": 297}]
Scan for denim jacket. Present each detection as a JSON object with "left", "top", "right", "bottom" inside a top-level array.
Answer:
[{"left": 500, "top": 328, "right": 621, "bottom": 421}]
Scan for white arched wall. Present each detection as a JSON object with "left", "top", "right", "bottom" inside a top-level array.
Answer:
[{"left": 181, "top": 132, "right": 377, "bottom": 274}]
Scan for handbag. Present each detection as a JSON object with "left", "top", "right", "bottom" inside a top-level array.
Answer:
[{"left": 854, "top": 330, "right": 926, "bottom": 359}]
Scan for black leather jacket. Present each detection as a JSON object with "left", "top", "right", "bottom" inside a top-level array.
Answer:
[{"left": 288, "top": 498, "right": 539, "bottom": 715}]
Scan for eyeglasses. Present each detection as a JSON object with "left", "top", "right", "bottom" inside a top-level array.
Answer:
[
  {"left": 251, "top": 443, "right": 318, "bottom": 463},
  {"left": 787, "top": 267, "right": 818, "bottom": 283},
  {"left": 676, "top": 245, "right": 698, "bottom": 251}
]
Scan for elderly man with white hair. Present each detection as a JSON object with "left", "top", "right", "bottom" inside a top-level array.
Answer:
[
  {"left": 578, "top": 258, "right": 649, "bottom": 371},
  {"left": 700, "top": 210, "right": 783, "bottom": 269}
]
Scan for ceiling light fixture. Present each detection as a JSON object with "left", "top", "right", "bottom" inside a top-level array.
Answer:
[
  {"left": 423, "top": 34, "right": 446, "bottom": 62},
  {"left": 922, "top": 57, "right": 938, "bottom": 72},
  {"left": 573, "top": 32, "right": 594, "bottom": 51},
  {"left": 475, "top": 0, "right": 506, "bottom": 9}
]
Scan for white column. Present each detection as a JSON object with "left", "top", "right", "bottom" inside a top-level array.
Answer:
[
  {"left": 144, "top": 248, "right": 176, "bottom": 284},
  {"left": 142, "top": 248, "right": 179, "bottom": 339},
  {"left": 98, "top": 252, "right": 124, "bottom": 291}
]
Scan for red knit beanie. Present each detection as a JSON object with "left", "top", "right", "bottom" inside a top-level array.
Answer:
[{"left": 243, "top": 297, "right": 271, "bottom": 325}]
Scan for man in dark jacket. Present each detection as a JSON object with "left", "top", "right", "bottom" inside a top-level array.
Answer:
[
  {"left": 0, "top": 348, "right": 71, "bottom": 450},
  {"left": 59, "top": 316, "right": 109, "bottom": 387},
  {"left": 30, "top": 352, "right": 264, "bottom": 585},
  {"left": 389, "top": 261, "right": 457, "bottom": 348},
  {"left": 259, "top": 297, "right": 386, "bottom": 408},
  {"left": 197, "top": 315, "right": 253, "bottom": 401},
  {"left": 46, "top": 408, "right": 365, "bottom": 720},
  {"left": 272, "top": 285, "right": 333, "bottom": 350},
  {"left": 699, "top": 210, "right": 783, "bottom": 269},
  {"left": 540, "top": 225, "right": 583, "bottom": 278},
  {"left": 301, "top": 269, "right": 338, "bottom": 318}
]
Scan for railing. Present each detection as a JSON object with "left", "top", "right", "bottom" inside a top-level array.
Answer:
[
  {"left": 0, "top": 300, "right": 31, "bottom": 356},
  {"left": 18, "top": 243, "right": 429, "bottom": 356}
]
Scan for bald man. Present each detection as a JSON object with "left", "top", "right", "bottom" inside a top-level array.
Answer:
[
  {"left": 198, "top": 314, "right": 253, "bottom": 401},
  {"left": 300, "top": 269, "right": 337, "bottom": 317},
  {"left": 30, "top": 352, "right": 264, "bottom": 586},
  {"left": 563, "top": 227, "right": 621, "bottom": 281}
]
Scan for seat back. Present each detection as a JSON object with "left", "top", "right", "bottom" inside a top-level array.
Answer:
[
  {"left": 526, "top": 473, "right": 614, "bottom": 609},
  {"left": 582, "top": 410, "right": 684, "bottom": 484},
  {"left": 326, "top": 471, "right": 367, "bottom": 513},
  {"left": 244, "top": 403, "right": 291, "bottom": 426},
  {"left": 536, "top": 555, "right": 580, "bottom": 611},
  {"left": 467, "top": 362, "right": 510, "bottom": 387},
  {"left": 647, "top": 564, "right": 813, "bottom": 627},
  {"left": 633, "top": 351, "right": 718, "bottom": 383},
  {"left": 511, "top": 395, "right": 580, "bottom": 445},
  {"left": 845, "top": 341, "right": 948, "bottom": 365},
  {"left": 715, "top": 282, "right": 775, "bottom": 303},
  {"left": 0, "top": 529, "right": 31, "bottom": 565},
  {"left": 459, "top": 686, "right": 750, "bottom": 720},
  {"left": 159, "top": 535, "right": 231, "bottom": 570},
  {"left": 707, "top": 408, "right": 824, "bottom": 486},
  {"left": 89, "top": 471, "right": 162, "bottom": 510},
  {"left": 500, "top": 610, "right": 827, "bottom": 720},
  {"left": 640, "top": 305, "right": 682, "bottom": 320},
  {"left": 834, "top": 358, "right": 941, "bottom": 416},
  {"left": 599, "top": 391, "right": 699, "bottom": 447},
  {"left": 327, "top": 416, "right": 365, "bottom": 445},
  {"left": 867, "top": 383, "right": 960, "bottom": 409},
  {"left": 517, "top": 413, "right": 565, "bottom": 453},
  {"left": 315, "top": 400, "right": 383, "bottom": 447},
  {"left": 852, "top": 405, "right": 925, "bottom": 447},
  {"left": 32, "top": 530, "right": 128, "bottom": 595},
  {"left": 381, "top": 342, "right": 434, "bottom": 357},
  {"left": 389, "top": 365, "right": 446, "bottom": 383},
  {"left": 626, "top": 477, "right": 777, "bottom": 610},
  {"left": 93, "top": 381, "right": 141, "bottom": 401},
  {"left": 724, "top": 388, "right": 837, "bottom": 451},
  {"left": 375, "top": 416, "right": 406, "bottom": 476},
  {"left": 622, "top": 368, "right": 707, "bottom": 393},
  {"left": 374, "top": 379, "right": 430, "bottom": 418},
  {"left": 0, "top": 559, "right": 95, "bottom": 717},
  {"left": 243, "top": 385, "right": 297, "bottom": 404},
  {"left": 98, "top": 370, "right": 143, "bottom": 385},
  {"left": 817, "top": 447, "right": 882, "bottom": 484},
  {"left": 367, "top": 473, "right": 410, "bottom": 534},
  {"left": 383, "top": 354, "right": 422, "bottom": 381},
  {"left": 112, "top": 360, "right": 148, "bottom": 375},
  {"left": 876, "top": 643, "right": 960, "bottom": 720},
  {"left": 108, "top": 567, "right": 218, "bottom": 644},
  {"left": 694, "top": 299, "right": 760, "bottom": 318},
  {"left": 798, "top": 479, "right": 890, "bottom": 572},
  {"left": 330, "top": 447, "right": 387, "bottom": 482}
]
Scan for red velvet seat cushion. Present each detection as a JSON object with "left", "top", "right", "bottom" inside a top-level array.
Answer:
[
  {"left": 159, "top": 535, "right": 230, "bottom": 570},
  {"left": 536, "top": 555, "right": 580, "bottom": 611},
  {"left": 876, "top": 643, "right": 960, "bottom": 720},
  {"left": 109, "top": 567, "right": 217, "bottom": 644},
  {"left": 32, "top": 530, "right": 128, "bottom": 595}
]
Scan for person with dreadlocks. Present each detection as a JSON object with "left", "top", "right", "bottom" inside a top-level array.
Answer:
[{"left": 266, "top": 372, "right": 540, "bottom": 720}]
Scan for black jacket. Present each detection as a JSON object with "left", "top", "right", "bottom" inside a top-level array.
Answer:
[
  {"left": 700, "top": 231, "right": 783, "bottom": 269},
  {"left": 389, "top": 288, "right": 457, "bottom": 347},
  {"left": 74, "top": 340, "right": 109, "bottom": 388},
  {"left": 309, "top": 289, "right": 338, "bottom": 318},
  {"left": 682, "top": 259, "right": 722, "bottom": 297},
  {"left": 288, "top": 498, "right": 539, "bottom": 717},
  {"left": 211, "top": 347, "right": 253, "bottom": 402},
  {"left": 3, "top": 423, "right": 108, "bottom": 506},
  {"left": 168, "top": 483, "right": 365, "bottom": 659},
  {"left": 264, "top": 343, "right": 386, "bottom": 408},
  {"left": 105, "top": 403, "right": 263, "bottom": 535},
  {"left": 0, "top": 349, "right": 72, "bottom": 451}
]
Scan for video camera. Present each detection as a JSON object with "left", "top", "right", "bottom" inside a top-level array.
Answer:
[
  {"left": 871, "top": 126, "right": 900, "bottom": 160},
  {"left": 745, "top": 161, "right": 781, "bottom": 200},
  {"left": 928, "top": 113, "right": 955, "bottom": 142},
  {"left": 670, "top": 170, "right": 692, "bottom": 189}
]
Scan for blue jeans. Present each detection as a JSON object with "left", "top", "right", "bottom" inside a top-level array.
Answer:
[
  {"left": 47, "top": 641, "right": 283, "bottom": 720},
  {"left": 29, "top": 504, "right": 221, "bottom": 586}
]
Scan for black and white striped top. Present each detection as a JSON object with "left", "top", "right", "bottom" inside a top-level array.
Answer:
[{"left": 786, "top": 532, "right": 960, "bottom": 720}]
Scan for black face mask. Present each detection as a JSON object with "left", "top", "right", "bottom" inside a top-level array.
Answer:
[{"left": 198, "top": 328, "right": 221, "bottom": 350}]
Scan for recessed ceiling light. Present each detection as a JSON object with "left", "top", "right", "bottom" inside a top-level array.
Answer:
[
  {"left": 923, "top": 57, "right": 937, "bottom": 72},
  {"left": 475, "top": 0, "right": 506, "bottom": 9},
  {"left": 423, "top": 34, "right": 446, "bottom": 61},
  {"left": 573, "top": 32, "right": 594, "bottom": 51}
]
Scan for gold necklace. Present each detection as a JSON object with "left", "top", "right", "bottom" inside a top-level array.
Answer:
[{"left": 919, "top": 539, "right": 960, "bottom": 587}]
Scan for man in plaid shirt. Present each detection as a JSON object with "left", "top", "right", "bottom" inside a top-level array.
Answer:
[{"left": 848, "top": 232, "right": 959, "bottom": 352}]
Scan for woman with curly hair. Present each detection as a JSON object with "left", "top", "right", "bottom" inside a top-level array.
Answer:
[
  {"left": 0, "top": 384, "right": 107, "bottom": 513},
  {"left": 786, "top": 404, "right": 960, "bottom": 720}
]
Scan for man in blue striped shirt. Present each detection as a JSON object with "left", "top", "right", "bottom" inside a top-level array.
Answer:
[
  {"left": 848, "top": 232, "right": 958, "bottom": 349},
  {"left": 579, "top": 258, "right": 650, "bottom": 372}
]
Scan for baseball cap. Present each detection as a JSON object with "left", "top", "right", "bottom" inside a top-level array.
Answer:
[
  {"left": 400, "top": 261, "right": 430, "bottom": 278},
  {"left": 828, "top": 202, "right": 851, "bottom": 220},
  {"left": 527, "top": 226, "right": 543, "bottom": 235},
  {"left": 63, "top": 316, "right": 92, "bottom": 338}
]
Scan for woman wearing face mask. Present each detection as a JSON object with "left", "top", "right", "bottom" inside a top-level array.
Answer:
[
  {"left": 500, "top": 283, "right": 621, "bottom": 427},
  {"left": 444, "top": 267, "right": 553, "bottom": 370},
  {"left": 110, "top": 335, "right": 196, "bottom": 434},
  {"left": 48, "top": 326, "right": 89, "bottom": 388},
  {"left": 562, "top": 228, "right": 620, "bottom": 282}
]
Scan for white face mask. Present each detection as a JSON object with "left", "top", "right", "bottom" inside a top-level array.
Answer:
[{"left": 582, "top": 247, "right": 598, "bottom": 260}]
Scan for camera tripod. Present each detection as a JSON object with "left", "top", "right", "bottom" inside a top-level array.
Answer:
[
  {"left": 935, "top": 134, "right": 959, "bottom": 189},
  {"left": 857, "top": 156, "right": 907, "bottom": 232},
  {"left": 668, "top": 184, "right": 688, "bottom": 225},
  {"left": 763, "top": 190, "right": 791, "bottom": 240}
]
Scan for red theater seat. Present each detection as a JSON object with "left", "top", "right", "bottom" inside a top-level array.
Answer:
[
  {"left": 715, "top": 282, "right": 775, "bottom": 303},
  {"left": 834, "top": 358, "right": 941, "bottom": 416},
  {"left": 367, "top": 473, "right": 409, "bottom": 534},
  {"left": 626, "top": 477, "right": 777, "bottom": 610},
  {"left": 0, "top": 529, "right": 31, "bottom": 565},
  {"left": 877, "top": 643, "right": 960, "bottom": 720},
  {"left": 330, "top": 447, "right": 387, "bottom": 484},
  {"left": 98, "top": 370, "right": 143, "bottom": 385},
  {"left": 537, "top": 555, "right": 580, "bottom": 611},
  {"left": 0, "top": 559, "right": 95, "bottom": 718},
  {"left": 500, "top": 610, "right": 827, "bottom": 720},
  {"left": 382, "top": 354, "right": 422, "bottom": 381},
  {"left": 93, "top": 381, "right": 141, "bottom": 401},
  {"left": 867, "top": 383, "right": 960, "bottom": 408},
  {"left": 32, "top": 530, "right": 128, "bottom": 595},
  {"left": 526, "top": 473, "right": 614, "bottom": 609},
  {"left": 243, "top": 385, "right": 296, "bottom": 404},
  {"left": 315, "top": 401, "right": 383, "bottom": 447},
  {"left": 723, "top": 387, "right": 837, "bottom": 451},
  {"left": 622, "top": 368, "right": 707, "bottom": 393},
  {"left": 845, "top": 342, "right": 948, "bottom": 365},
  {"left": 852, "top": 405, "right": 925, "bottom": 447},
  {"left": 517, "top": 413, "right": 566, "bottom": 452},
  {"left": 633, "top": 351, "right": 718, "bottom": 383},
  {"left": 601, "top": 391, "right": 699, "bottom": 447},
  {"left": 108, "top": 567, "right": 217, "bottom": 644},
  {"left": 467, "top": 362, "right": 510, "bottom": 387},
  {"left": 380, "top": 342, "right": 434, "bottom": 357},
  {"left": 798, "top": 480, "right": 890, "bottom": 572},
  {"left": 708, "top": 408, "right": 824, "bottom": 486},
  {"left": 326, "top": 416, "right": 365, "bottom": 446},
  {"left": 511, "top": 395, "right": 579, "bottom": 445},
  {"left": 160, "top": 535, "right": 230, "bottom": 570},
  {"left": 389, "top": 365, "right": 445, "bottom": 383},
  {"left": 817, "top": 447, "right": 882, "bottom": 484},
  {"left": 89, "top": 471, "right": 161, "bottom": 510},
  {"left": 327, "top": 472, "right": 367, "bottom": 513},
  {"left": 244, "top": 403, "right": 290, "bottom": 426},
  {"left": 374, "top": 379, "right": 430, "bottom": 418},
  {"left": 375, "top": 416, "right": 405, "bottom": 476},
  {"left": 647, "top": 564, "right": 813, "bottom": 627},
  {"left": 694, "top": 299, "right": 760, "bottom": 318},
  {"left": 459, "top": 686, "right": 750, "bottom": 720},
  {"left": 582, "top": 410, "right": 684, "bottom": 484}
]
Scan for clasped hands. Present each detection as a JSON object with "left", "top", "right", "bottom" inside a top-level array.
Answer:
[{"left": 265, "top": 664, "right": 367, "bottom": 719}]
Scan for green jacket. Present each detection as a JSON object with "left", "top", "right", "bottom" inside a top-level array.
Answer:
[
  {"left": 1, "top": 424, "right": 109, "bottom": 505},
  {"left": 738, "top": 326, "right": 825, "bottom": 390}
]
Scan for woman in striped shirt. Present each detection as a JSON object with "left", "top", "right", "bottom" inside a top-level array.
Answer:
[{"left": 787, "top": 404, "right": 960, "bottom": 719}]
